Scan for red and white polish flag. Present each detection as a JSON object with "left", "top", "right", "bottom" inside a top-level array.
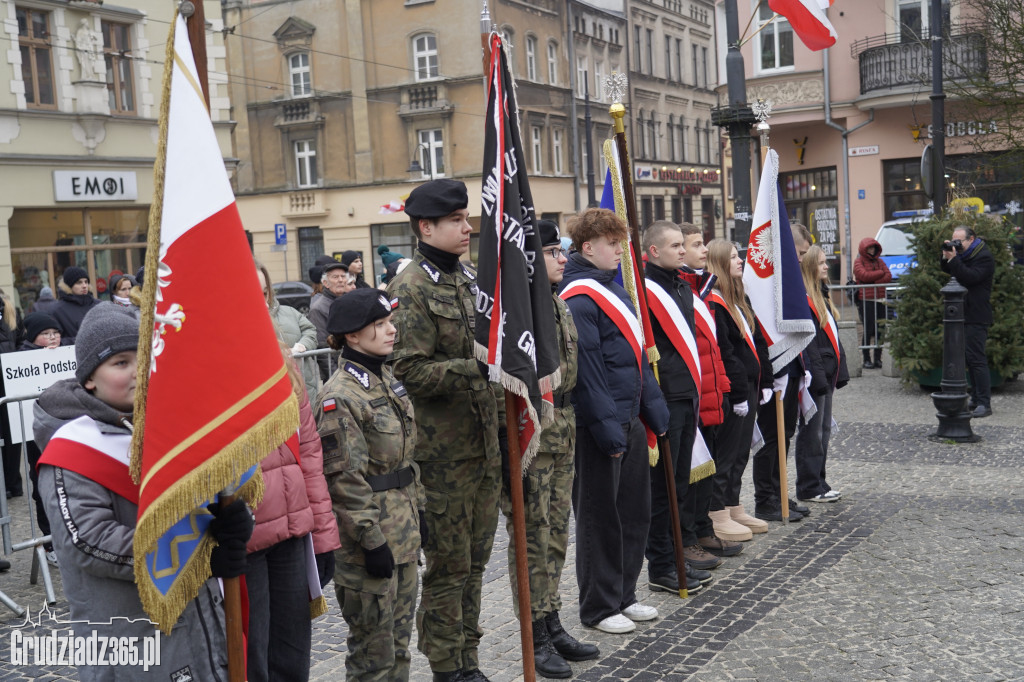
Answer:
[{"left": 769, "top": 0, "right": 838, "bottom": 51}]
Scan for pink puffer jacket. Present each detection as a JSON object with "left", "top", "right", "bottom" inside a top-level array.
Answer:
[{"left": 247, "top": 389, "right": 341, "bottom": 555}]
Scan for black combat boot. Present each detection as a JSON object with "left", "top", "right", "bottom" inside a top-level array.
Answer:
[
  {"left": 533, "top": 618, "right": 572, "bottom": 678},
  {"left": 461, "top": 670, "right": 491, "bottom": 682},
  {"left": 432, "top": 671, "right": 462, "bottom": 682},
  {"left": 545, "top": 611, "right": 600, "bottom": 662}
]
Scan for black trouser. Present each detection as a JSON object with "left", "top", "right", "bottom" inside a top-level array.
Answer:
[
  {"left": 965, "top": 323, "right": 991, "bottom": 408},
  {"left": 857, "top": 299, "right": 886, "bottom": 361},
  {"left": 573, "top": 417, "right": 650, "bottom": 626},
  {"left": 752, "top": 371, "right": 800, "bottom": 512},
  {"left": 712, "top": 383, "right": 760, "bottom": 509},
  {"left": 645, "top": 399, "right": 697, "bottom": 578},
  {"left": 26, "top": 441, "right": 52, "bottom": 548}
]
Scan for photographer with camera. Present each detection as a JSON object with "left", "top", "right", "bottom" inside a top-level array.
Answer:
[{"left": 941, "top": 226, "right": 995, "bottom": 417}]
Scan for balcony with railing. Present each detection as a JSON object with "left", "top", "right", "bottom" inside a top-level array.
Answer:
[
  {"left": 852, "top": 31, "right": 987, "bottom": 96},
  {"left": 398, "top": 83, "right": 453, "bottom": 119}
]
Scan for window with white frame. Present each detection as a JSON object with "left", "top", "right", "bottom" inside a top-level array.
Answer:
[
  {"left": 103, "top": 21, "right": 135, "bottom": 114},
  {"left": 576, "top": 56, "right": 587, "bottom": 97},
  {"left": 526, "top": 35, "right": 537, "bottom": 81},
  {"left": 288, "top": 52, "right": 311, "bottom": 97},
  {"left": 755, "top": 2, "right": 794, "bottom": 71},
  {"left": 637, "top": 112, "right": 645, "bottom": 158},
  {"left": 531, "top": 126, "right": 543, "bottom": 174},
  {"left": 17, "top": 7, "right": 55, "bottom": 109},
  {"left": 413, "top": 33, "right": 439, "bottom": 81},
  {"left": 294, "top": 139, "right": 318, "bottom": 188},
  {"left": 547, "top": 41, "right": 558, "bottom": 84},
  {"left": 553, "top": 129, "right": 564, "bottom": 175},
  {"left": 418, "top": 128, "right": 445, "bottom": 178},
  {"left": 593, "top": 61, "right": 604, "bottom": 101},
  {"left": 581, "top": 140, "right": 589, "bottom": 177}
]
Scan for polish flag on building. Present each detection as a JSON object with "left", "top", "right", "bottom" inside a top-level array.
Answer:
[
  {"left": 769, "top": 0, "right": 838, "bottom": 51},
  {"left": 130, "top": 14, "right": 299, "bottom": 630},
  {"left": 379, "top": 199, "right": 405, "bottom": 214}
]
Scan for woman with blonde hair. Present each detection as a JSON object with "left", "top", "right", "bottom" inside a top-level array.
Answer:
[
  {"left": 704, "top": 240, "right": 773, "bottom": 539},
  {"left": 795, "top": 245, "right": 849, "bottom": 504}
]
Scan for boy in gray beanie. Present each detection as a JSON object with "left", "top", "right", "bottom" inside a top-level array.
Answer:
[{"left": 33, "top": 302, "right": 253, "bottom": 680}]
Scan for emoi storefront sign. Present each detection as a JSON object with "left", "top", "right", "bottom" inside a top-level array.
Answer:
[{"left": 54, "top": 171, "right": 138, "bottom": 202}]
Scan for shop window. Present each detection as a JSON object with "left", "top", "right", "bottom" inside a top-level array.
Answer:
[
  {"left": 17, "top": 7, "right": 55, "bottom": 109},
  {"left": 103, "top": 22, "right": 135, "bottom": 114}
]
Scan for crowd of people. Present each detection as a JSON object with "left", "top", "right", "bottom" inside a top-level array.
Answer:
[{"left": 6, "top": 176, "right": 998, "bottom": 681}]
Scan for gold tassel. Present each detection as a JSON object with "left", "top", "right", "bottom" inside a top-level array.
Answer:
[
  {"left": 309, "top": 595, "right": 329, "bottom": 620},
  {"left": 689, "top": 459, "right": 717, "bottom": 485}
]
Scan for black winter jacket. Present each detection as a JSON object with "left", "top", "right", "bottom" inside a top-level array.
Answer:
[
  {"left": 805, "top": 286, "right": 850, "bottom": 392},
  {"left": 709, "top": 296, "right": 773, "bottom": 399},
  {"left": 52, "top": 292, "right": 100, "bottom": 340},
  {"left": 559, "top": 253, "right": 670, "bottom": 456},
  {"left": 645, "top": 263, "right": 698, "bottom": 401},
  {"left": 940, "top": 239, "right": 994, "bottom": 325}
]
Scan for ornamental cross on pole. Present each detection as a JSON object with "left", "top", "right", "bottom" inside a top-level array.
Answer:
[{"left": 605, "top": 72, "right": 628, "bottom": 105}]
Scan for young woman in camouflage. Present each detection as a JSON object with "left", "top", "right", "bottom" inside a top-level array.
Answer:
[{"left": 315, "top": 287, "right": 426, "bottom": 681}]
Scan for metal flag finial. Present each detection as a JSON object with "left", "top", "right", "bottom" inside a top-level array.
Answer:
[
  {"left": 752, "top": 98, "right": 772, "bottom": 148},
  {"left": 606, "top": 72, "right": 628, "bottom": 106}
]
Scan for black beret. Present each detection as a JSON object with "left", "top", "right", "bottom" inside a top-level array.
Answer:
[
  {"left": 341, "top": 250, "right": 361, "bottom": 266},
  {"left": 308, "top": 265, "right": 323, "bottom": 284},
  {"left": 538, "top": 219, "right": 560, "bottom": 247},
  {"left": 314, "top": 255, "right": 337, "bottom": 266},
  {"left": 327, "top": 288, "right": 397, "bottom": 336},
  {"left": 404, "top": 179, "right": 468, "bottom": 219}
]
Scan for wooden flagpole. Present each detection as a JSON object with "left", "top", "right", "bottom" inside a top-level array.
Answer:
[
  {"left": 609, "top": 102, "right": 689, "bottom": 598},
  {"left": 482, "top": 5, "right": 535, "bottom": 679},
  {"left": 183, "top": 2, "right": 244, "bottom": 678}
]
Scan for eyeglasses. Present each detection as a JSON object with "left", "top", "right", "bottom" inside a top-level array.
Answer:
[{"left": 543, "top": 247, "right": 567, "bottom": 259}]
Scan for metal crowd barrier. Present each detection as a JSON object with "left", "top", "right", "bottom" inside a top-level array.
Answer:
[
  {"left": 829, "top": 282, "right": 904, "bottom": 356},
  {"left": 0, "top": 392, "right": 54, "bottom": 616},
  {"left": 291, "top": 346, "right": 340, "bottom": 378}
]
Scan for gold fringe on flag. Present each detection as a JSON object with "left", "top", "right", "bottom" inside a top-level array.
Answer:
[
  {"left": 310, "top": 595, "right": 329, "bottom": 620},
  {"left": 689, "top": 459, "right": 717, "bottom": 484}
]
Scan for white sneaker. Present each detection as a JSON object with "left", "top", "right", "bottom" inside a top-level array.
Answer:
[
  {"left": 592, "top": 613, "right": 636, "bottom": 634},
  {"left": 823, "top": 489, "right": 842, "bottom": 500},
  {"left": 45, "top": 551, "right": 59, "bottom": 568},
  {"left": 622, "top": 602, "right": 659, "bottom": 622}
]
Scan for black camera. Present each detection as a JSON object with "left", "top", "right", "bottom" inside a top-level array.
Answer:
[{"left": 942, "top": 239, "right": 964, "bottom": 253}]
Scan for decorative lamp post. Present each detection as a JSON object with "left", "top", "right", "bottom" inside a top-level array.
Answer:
[
  {"left": 931, "top": 276, "right": 977, "bottom": 441},
  {"left": 407, "top": 142, "right": 434, "bottom": 180}
]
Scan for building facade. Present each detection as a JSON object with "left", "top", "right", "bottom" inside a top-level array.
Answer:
[
  {"left": 626, "top": 0, "right": 722, "bottom": 240},
  {"left": 716, "top": 0, "right": 1018, "bottom": 280},
  {"left": 0, "top": 0, "right": 232, "bottom": 312},
  {"left": 223, "top": 0, "right": 577, "bottom": 286}
]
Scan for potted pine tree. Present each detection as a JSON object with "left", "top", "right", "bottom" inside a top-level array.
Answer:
[{"left": 887, "top": 212, "right": 1024, "bottom": 389}]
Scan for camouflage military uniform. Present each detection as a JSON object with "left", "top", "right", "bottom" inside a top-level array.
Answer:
[
  {"left": 315, "top": 358, "right": 424, "bottom": 682},
  {"left": 501, "top": 291, "right": 578, "bottom": 621},
  {"left": 387, "top": 254, "right": 500, "bottom": 674}
]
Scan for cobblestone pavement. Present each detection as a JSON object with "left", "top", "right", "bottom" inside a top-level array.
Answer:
[{"left": 1, "top": 372, "right": 1022, "bottom": 681}]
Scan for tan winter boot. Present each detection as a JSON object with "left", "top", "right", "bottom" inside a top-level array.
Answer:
[
  {"left": 728, "top": 504, "right": 768, "bottom": 534},
  {"left": 709, "top": 509, "right": 753, "bottom": 542}
]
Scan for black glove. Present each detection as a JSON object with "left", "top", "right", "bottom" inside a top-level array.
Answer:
[
  {"left": 477, "top": 360, "right": 490, "bottom": 380},
  {"left": 207, "top": 499, "right": 254, "bottom": 546},
  {"left": 315, "top": 551, "right": 335, "bottom": 589},
  {"left": 363, "top": 543, "right": 395, "bottom": 579},
  {"left": 418, "top": 510, "right": 429, "bottom": 548},
  {"left": 836, "top": 379, "right": 849, "bottom": 390},
  {"left": 498, "top": 425, "right": 510, "bottom": 493},
  {"left": 207, "top": 499, "right": 254, "bottom": 579}
]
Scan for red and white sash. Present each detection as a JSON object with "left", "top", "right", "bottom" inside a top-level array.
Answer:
[
  {"left": 692, "top": 293, "right": 717, "bottom": 346},
  {"left": 37, "top": 416, "right": 138, "bottom": 503},
  {"left": 646, "top": 279, "right": 701, "bottom": 388},
  {"left": 807, "top": 295, "right": 841, "bottom": 361},
  {"left": 561, "top": 278, "right": 644, "bottom": 375},
  {"left": 707, "top": 291, "right": 759, "bottom": 371}
]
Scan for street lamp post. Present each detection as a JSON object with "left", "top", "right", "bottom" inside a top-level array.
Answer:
[{"left": 407, "top": 142, "right": 434, "bottom": 180}]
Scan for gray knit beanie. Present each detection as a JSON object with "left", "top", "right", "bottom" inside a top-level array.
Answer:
[{"left": 75, "top": 302, "right": 140, "bottom": 384}]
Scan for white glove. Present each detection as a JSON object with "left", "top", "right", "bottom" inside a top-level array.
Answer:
[
  {"left": 802, "top": 370, "right": 812, "bottom": 391},
  {"left": 732, "top": 400, "right": 749, "bottom": 416},
  {"left": 772, "top": 373, "right": 789, "bottom": 396},
  {"left": 291, "top": 343, "right": 307, "bottom": 354},
  {"left": 760, "top": 388, "right": 773, "bottom": 405}
]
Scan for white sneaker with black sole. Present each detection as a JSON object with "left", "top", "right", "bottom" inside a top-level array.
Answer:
[
  {"left": 622, "top": 602, "right": 658, "bottom": 622},
  {"left": 802, "top": 490, "right": 842, "bottom": 503},
  {"left": 592, "top": 613, "right": 636, "bottom": 634}
]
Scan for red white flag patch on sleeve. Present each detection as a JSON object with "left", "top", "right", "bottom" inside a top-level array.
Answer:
[{"left": 322, "top": 398, "right": 337, "bottom": 412}]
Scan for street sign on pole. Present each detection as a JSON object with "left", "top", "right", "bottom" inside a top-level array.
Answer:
[{"left": 274, "top": 223, "right": 287, "bottom": 245}]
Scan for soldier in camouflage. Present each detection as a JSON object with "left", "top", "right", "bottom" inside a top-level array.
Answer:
[
  {"left": 500, "top": 220, "right": 600, "bottom": 679},
  {"left": 315, "top": 288, "right": 425, "bottom": 681},
  {"left": 387, "top": 179, "right": 501, "bottom": 682}
]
